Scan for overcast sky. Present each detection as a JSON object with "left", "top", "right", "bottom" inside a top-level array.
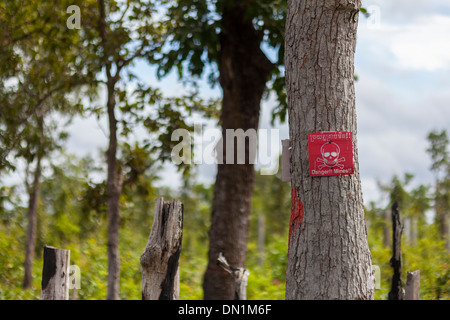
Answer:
[
  {"left": 59, "top": 0, "right": 450, "bottom": 207},
  {"left": 354, "top": 0, "right": 450, "bottom": 204}
]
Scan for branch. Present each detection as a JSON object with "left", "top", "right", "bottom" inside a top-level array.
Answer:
[{"left": 97, "top": 0, "right": 112, "bottom": 80}]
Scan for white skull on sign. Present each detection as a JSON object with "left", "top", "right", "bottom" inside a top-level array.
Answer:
[{"left": 317, "top": 141, "right": 346, "bottom": 169}]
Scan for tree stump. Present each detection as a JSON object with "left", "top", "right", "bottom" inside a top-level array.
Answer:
[
  {"left": 41, "top": 245, "right": 70, "bottom": 300},
  {"left": 140, "top": 197, "right": 183, "bottom": 300},
  {"left": 388, "top": 201, "right": 404, "bottom": 300},
  {"left": 405, "top": 270, "right": 420, "bottom": 300}
]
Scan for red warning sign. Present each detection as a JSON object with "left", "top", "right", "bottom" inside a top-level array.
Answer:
[{"left": 308, "top": 131, "right": 354, "bottom": 177}]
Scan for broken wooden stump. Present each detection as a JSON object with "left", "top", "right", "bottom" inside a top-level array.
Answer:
[
  {"left": 388, "top": 201, "right": 404, "bottom": 300},
  {"left": 140, "top": 197, "right": 183, "bottom": 300},
  {"left": 405, "top": 270, "right": 420, "bottom": 300},
  {"left": 41, "top": 245, "right": 70, "bottom": 300}
]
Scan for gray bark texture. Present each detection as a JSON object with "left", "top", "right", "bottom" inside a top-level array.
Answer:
[
  {"left": 285, "top": 0, "right": 374, "bottom": 299},
  {"left": 41, "top": 246, "right": 70, "bottom": 300},
  {"left": 140, "top": 197, "right": 183, "bottom": 300}
]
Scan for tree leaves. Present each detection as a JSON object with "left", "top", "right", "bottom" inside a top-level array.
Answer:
[{"left": 0, "top": 0, "right": 97, "bottom": 171}]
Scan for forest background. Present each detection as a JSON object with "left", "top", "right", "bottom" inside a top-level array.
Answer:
[{"left": 1, "top": 0, "right": 449, "bottom": 300}]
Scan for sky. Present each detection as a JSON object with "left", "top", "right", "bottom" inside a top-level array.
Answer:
[
  {"left": 354, "top": 0, "right": 450, "bottom": 204},
  {"left": 45, "top": 1, "right": 450, "bottom": 207}
]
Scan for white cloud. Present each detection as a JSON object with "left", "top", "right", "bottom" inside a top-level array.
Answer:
[
  {"left": 359, "top": 10, "right": 450, "bottom": 72},
  {"left": 389, "top": 15, "right": 450, "bottom": 71},
  {"left": 66, "top": 115, "right": 108, "bottom": 158}
]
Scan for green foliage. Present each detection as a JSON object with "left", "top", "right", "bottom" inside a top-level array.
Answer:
[
  {"left": 247, "top": 234, "right": 288, "bottom": 300},
  {"left": 0, "top": 0, "right": 95, "bottom": 171},
  {"left": 366, "top": 167, "right": 450, "bottom": 299},
  {"left": 246, "top": 169, "right": 290, "bottom": 299},
  {"left": 0, "top": 223, "right": 41, "bottom": 299},
  {"left": 1, "top": 143, "right": 448, "bottom": 300},
  {"left": 427, "top": 130, "right": 449, "bottom": 176},
  {"left": 155, "top": 0, "right": 287, "bottom": 122},
  {"left": 368, "top": 221, "right": 450, "bottom": 300}
]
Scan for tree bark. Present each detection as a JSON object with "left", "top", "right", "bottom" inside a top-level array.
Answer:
[
  {"left": 202, "top": 2, "right": 273, "bottom": 300},
  {"left": 141, "top": 198, "right": 183, "bottom": 300},
  {"left": 23, "top": 153, "right": 42, "bottom": 289},
  {"left": 285, "top": 0, "right": 374, "bottom": 299}
]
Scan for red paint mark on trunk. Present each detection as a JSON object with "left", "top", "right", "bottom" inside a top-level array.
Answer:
[{"left": 289, "top": 187, "right": 304, "bottom": 246}]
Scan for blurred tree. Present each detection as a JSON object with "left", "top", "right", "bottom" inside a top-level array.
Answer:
[
  {"left": 0, "top": 0, "right": 95, "bottom": 288},
  {"left": 427, "top": 130, "right": 450, "bottom": 251},
  {"left": 379, "top": 174, "right": 431, "bottom": 245},
  {"left": 251, "top": 165, "right": 290, "bottom": 237},
  {"left": 77, "top": 0, "right": 198, "bottom": 298},
  {"left": 155, "top": 0, "right": 286, "bottom": 299},
  {"left": 409, "top": 184, "right": 432, "bottom": 244}
]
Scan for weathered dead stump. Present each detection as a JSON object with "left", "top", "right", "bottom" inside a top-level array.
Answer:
[
  {"left": 41, "top": 245, "right": 70, "bottom": 300},
  {"left": 140, "top": 197, "right": 183, "bottom": 300},
  {"left": 388, "top": 201, "right": 404, "bottom": 300},
  {"left": 405, "top": 270, "right": 420, "bottom": 300}
]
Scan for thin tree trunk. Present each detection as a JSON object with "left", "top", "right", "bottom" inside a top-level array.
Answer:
[
  {"left": 97, "top": 0, "right": 123, "bottom": 300},
  {"left": 257, "top": 215, "right": 265, "bottom": 267},
  {"left": 404, "top": 217, "right": 411, "bottom": 243},
  {"left": 435, "top": 180, "right": 449, "bottom": 251},
  {"left": 383, "top": 209, "right": 391, "bottom": 248},
  {"left": 202, "top": 3, "right": 273, "bottom": 300},
  {"left": 411, "top": 216, "right": 418, "bottom": 246},
  {"left": 285, "top": 0, "right": 374, "bottom": 299},
  {"left": 105, "top": 79, "right": 122, "bottom": 300},
  {"left": 23, "top": 154, "right": 42, "bottom": 289}
]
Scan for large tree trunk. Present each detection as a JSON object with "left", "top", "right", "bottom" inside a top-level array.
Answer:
[
  {"left": 285, "top": 0, "right": 374, "bottom": 299},
  {"left": 23, "top": 154, "right": 42, "bottom": 289},
  {"left": 202, "top": 3, "right": 273, "bottom": 300},
  {"left": 105, "top": 79, "right": 122, "bottom": 300}
]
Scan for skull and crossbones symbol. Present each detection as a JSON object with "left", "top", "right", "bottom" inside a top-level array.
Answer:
[{"left": 316, "top": 141, "right": 346, "bottom": 170}]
